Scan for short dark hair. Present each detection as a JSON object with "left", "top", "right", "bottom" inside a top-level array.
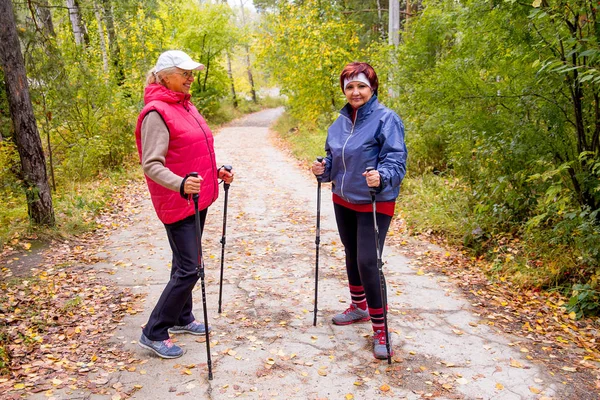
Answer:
[{"left": 339, "top": 62, "right": 379, "bottom": 95}]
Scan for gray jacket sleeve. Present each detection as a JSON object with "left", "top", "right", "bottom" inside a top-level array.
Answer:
[{"left": 140, "top": 111, "right": 184, "bottom": 192}]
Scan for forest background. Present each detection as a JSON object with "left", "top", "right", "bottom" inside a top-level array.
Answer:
[{"left": 1, "top": 0, "right": 600, "bottom": 347}]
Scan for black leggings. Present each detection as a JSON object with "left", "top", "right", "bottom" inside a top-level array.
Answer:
[
  {"left": 333, "top": 203, "right": 392, "bottom": 310},
  {"left": 143, "top": 211, "right": 207, "bottom": 341}
]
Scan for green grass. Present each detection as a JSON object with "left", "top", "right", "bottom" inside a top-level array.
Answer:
[
  {"left": 399, "top": 173, "right": 472, "bottom": 243},
  {"left": 272, "top": 113, "right": 327, "bottom": 165},
  {"left": 0, "top": 162, "right": 143, "bottom": 251}
]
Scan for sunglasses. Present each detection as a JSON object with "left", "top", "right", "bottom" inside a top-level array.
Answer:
[{"left": 177, "top": 71, "right": 194, "bottom": 79}]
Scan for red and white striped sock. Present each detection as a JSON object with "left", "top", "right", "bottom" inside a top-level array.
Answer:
[
  {"left": 349, "top": 284, "right": 367, "bottom": 310},
  {"left": 369, "top": 307, "right": 385, "bottom": 332}
]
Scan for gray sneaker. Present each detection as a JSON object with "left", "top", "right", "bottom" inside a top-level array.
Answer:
[
  {"left": 373, "top": 330, "right": 393, "bottom": 360},
  {"left": 138, "top": 334, "right": 183, "bottom": 359},
  {"left": 332, "top": 304, "right": 370, "bottom": 325},
  {"left": 168, "top": 320, "right": 211, "bottom": 335}
]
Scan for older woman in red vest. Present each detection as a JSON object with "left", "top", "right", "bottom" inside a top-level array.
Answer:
[{"left": 134, "top": 50, "right": 234, "bottom": 359}]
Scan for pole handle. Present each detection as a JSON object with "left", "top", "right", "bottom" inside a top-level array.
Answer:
[
  {"left": 365, "top": 166, "right": 377, "bottom": 195},
  {"left": 188, "top": 172, "right": 200, "bottom": 202},
  {"left": 316, "top": 156, "right": 324, "bottom": 182},
  {"left": 221, "top": 165, "right": 232, "bottom": 190}
]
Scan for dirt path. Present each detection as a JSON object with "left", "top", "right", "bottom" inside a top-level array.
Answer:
[{"left": 40, "top": 107, "right": 570, "bottom": 399}]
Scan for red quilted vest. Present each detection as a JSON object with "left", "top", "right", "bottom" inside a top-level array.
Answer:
[{"left": 135, "top": 84, "right": 218, "bottom": 224}]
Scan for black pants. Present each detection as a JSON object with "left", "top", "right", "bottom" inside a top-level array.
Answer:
[
  {"left": 334, "top": 203, "right": 392, "bottom": 311},
  {"left": 143, "top": 211, "right": 207, "bottom": 341}
]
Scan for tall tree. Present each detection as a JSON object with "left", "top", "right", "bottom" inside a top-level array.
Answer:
[
  {"left": 0, "top": 0, "right": 55, "bottom": 226},
  {"left": 94, "top": 1, "right": 109, "bottom": 74},
  {"left": 65, "top": 0, "right": 89, "bottom": 46},
  {"left": 102, "top": 0, "right": 125, "bottom": 84},
  {"left": 222, "top": 0, "right": 239, "bottom": 107},
  {"left": 240, "top": 0, "right": 257, "bottom": 103},
  {"left": 389, "top": 0, "right": 399, "bottom": 45},
  {"left": 34, "top": 0, "right": 55, "bottom": 37}
]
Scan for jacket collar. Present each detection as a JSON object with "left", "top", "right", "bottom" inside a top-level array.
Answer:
[
  {"left": 144, "top": 83, "right": 191, "bottom": 106},
  {"left": 340, "top": 95, "right": 379, "bottom": 122}
]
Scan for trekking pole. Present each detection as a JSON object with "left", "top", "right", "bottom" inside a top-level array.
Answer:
[
  {"left": 189, "top": 172, "right": 214, "bottom": 380},
  {"left": 218, "top": 165, "right": 233, "bottom": 314},
  {"left": 314, "top": 156, "right": 324, "bottom": 326},
  {"left": 365, "top": 166, "right": 392, "bottom": 364}
]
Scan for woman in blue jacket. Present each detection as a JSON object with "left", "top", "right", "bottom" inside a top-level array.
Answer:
[{"left": 312, "top": 62, "right": 407, "bottom": 359}]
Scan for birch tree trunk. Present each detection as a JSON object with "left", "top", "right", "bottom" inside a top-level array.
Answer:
[
  {"left": 376, "top": 0, "right": 385, "bottom": 40},
  {"left": 65, "top": 0, "right": 89, "bottom": 46},
  {"left": 239, "top": 1, "right": 257, "bottom": 103},
  {"left": 94, "top": 2, "right": 109, "bottom": 74},
  {"left": 0, "top": 0, "right": 55, "bottom": 226},
  {"left": 389, "top": 0, "right": 400, "bottom": 46},
  {"left": 222, "top": 0, "right": 238, "bottom": 107}
]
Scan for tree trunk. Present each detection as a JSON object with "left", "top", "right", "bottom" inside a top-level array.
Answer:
[
  {"left": 94, "top": 1, "right": 109, "bottom": 74},
  {"left": 376, "top": 0, "right": 385, "bottom": 40},
  {"left": 221, "top": 0, "right": 238, "bottom": 107},
  {"left": 226, "top": 50, "right": 238, "bottom": 108},
  {"left": 34, "top": 0, "right": 55, "bottom": 37},
  {"left": 240, "top": 1, "right": 257, "bottom": 103},
  {"left": 102, "top": 0, "right": 125, "bottom": 84},
  {"left": 0, "top": 0, "right": 55, "bottom": 226},
  {"left": 65, "top": 0, "right": 89, "bottom": 46},
  {"left": 389, "top": 0, "right": 400, "bottom": 45}
]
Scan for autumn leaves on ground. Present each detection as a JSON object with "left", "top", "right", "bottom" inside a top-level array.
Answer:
[
  {"left": 1, "top": 123, "right": 600, "bottom": 399},
  {"left": 3, "top": 182, "right": 600, "bottom": 399},
  {"left": 0, "top": 181, "right": 148, "bottom": 398}
]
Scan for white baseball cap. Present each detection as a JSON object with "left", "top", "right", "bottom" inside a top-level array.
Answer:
[{"left": 155, "top": 50, "right": 205, "bottom": 72}]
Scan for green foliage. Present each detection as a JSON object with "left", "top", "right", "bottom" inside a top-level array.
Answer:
[
  {"left": 254, "top": 0, "right": 361, "bottom": 126},
  {"left": 262, "top": 0, "right": 600, "bottom": 317},
  {"left": 566, "top": 284, "right": 600, "bottom": 319},
  {"left": 162, "top": 1, "right": 240, "bottom": 119},
  {"left": 2, "top": 0, "right": 270, "bottom": 249},
  {"left": 272, "top": 112, "right": 326, "bottom": 164},
  {"left": 400, "top": 173, "right": 472, "bottom": 242}
]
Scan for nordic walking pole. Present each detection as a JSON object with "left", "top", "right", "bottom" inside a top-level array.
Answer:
[
  {"left": 365, "top": 166, "right": 392, "bottom": 364},
  {"left": 314, "top": 156, "right": 324, "bottom": 326},
  {"left": 189, "top": 172, "right": 214, "bottom": 380},
  {"left": 218, "top": 165, "right": 233, "bottom": 314}
]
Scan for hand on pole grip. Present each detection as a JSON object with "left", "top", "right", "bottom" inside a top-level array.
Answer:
[
  {"left": 219, "top": 165, "right": 234, "bottom": 186},
  {"left": 189, "top": 172, "right": 199, "bottom": 201},
  {"left": 313, "top": 156, "right": 325, "bottom": 179},
  {"left": 365, "top": 167, "right": 377, "bottom": 194}
]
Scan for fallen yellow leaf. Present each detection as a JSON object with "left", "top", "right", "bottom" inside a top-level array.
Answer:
[{"left": 510, "top": 359, "right": 524, "bottom": 368}]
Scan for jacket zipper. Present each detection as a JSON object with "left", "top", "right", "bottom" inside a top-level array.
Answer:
[
  {"left": 340, "top": 114, "right": 355, "bottom": 200},
  {"left": 185, "top": 104, "right": 218, "bottom": 202}
]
